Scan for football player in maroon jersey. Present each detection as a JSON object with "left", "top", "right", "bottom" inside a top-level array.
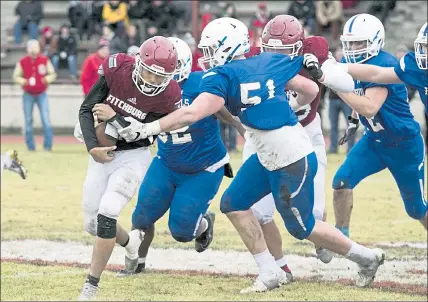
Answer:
[{"left": 77, "top": 36, "right": 181, "bottom": 300}]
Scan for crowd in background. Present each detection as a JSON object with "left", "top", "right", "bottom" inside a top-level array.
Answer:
[{"left": 12, "top": 0, "right": 421, "bottom": 153}]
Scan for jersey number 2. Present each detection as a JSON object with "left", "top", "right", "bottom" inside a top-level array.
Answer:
[
  {"left": 159, "top": 126, "right": 192, "bottom": 144},
  {"left": 240, "top": 80, "right": 275, "bottom": 111}
]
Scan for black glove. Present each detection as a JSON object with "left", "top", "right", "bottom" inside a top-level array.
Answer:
[
  {"left": 303, "top": 53, "right": 323, "bottom": 81},
  {"left": 339, "top": 116, "right": 359, "bottom": 145}
]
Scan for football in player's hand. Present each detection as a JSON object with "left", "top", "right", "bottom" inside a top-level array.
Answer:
[{"left": 95, "top": 122, "right": 118, "bottom": 147}]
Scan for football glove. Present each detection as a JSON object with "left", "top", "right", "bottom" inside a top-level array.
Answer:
[{"left": 339, "top": 116, "right": 359, "bottom": 145}]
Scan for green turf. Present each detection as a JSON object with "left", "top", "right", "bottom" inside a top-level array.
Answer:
[
  {"left": 1, "top": 263, "right": 424, "bottom": 301},
  {"left": 1, "top": 143, "right": 426, "bottom": 259}
]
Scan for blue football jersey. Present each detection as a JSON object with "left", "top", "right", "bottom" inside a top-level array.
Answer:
[
  {"left": 199, "top": 52, "right": 303, "bottom": 130},
  {"left": 157, "top": 71, "right": 227, "bottom": 174},
  {"left": 394, "top": 52, "right": 428, "bottom": 115},
  {"left": 347, "top": 50, "right": 421, "bottom": 141}
]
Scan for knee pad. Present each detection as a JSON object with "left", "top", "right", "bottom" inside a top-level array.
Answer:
[
  {"left": 97, "top": 214, "right": 117, "bottom": 239},
  {"left": 83, "top": 214, "right": 97, "bottom": 236}
]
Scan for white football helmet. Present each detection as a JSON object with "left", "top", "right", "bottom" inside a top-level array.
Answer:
[
  {"left": 198, "top": 17, "right": 250, "bottom": 71},
  {"left": 415, "top": 22, "right": 427, "bottom": 70},
  {"left": 340, "top": 14, "right": 385, "bottom": 64},
  {"left": 168, "top": 37, "right": 193, "bottom": 82}
]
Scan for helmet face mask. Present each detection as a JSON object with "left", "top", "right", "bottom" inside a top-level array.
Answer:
[
  {"left": 414, "top": 23, "right": 427, "bottom": 70},
  {"left": 261, "top": 39, "right": 303, "bottom": 58},
  {"left": 132, "top": 36, "right": 177, "bottom": 96},
  {"left": 340, "top": 14, "right": 385, "bottom": 64},
  {"left": 198, "top": 43, "right": 221, "bottom": 71}
]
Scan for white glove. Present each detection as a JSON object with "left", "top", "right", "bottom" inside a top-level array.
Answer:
[
  {"left": 116, "top": 116, "right": 148, "bottom": 142},
  {"left": 303, "top": 53, "right": 320, "bottom": 69},
  {"left": 320, "top": 59, "right": 354, "bottom": 93},
  {"left": 74, "top": 122, "right": 85, "bottom": 143}
]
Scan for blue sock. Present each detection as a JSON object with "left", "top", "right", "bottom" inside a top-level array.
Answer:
[{"left": 336, "top": 226, "right": 350, "bottom": 238}]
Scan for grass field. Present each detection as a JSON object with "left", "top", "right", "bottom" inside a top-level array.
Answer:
[{"left": 1, "top": 141, "right": 427, "bottom": 301}]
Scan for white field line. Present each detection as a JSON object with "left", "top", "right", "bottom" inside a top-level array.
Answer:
[{"left": 1, "top": 240, "right": 427, "bottom": 286}]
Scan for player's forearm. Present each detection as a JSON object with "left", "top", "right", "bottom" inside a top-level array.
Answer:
[
  {"left": 344, "top": 64, "right": 402, "bottom": 84},
  {"left": 337, "top": 92, "right": 378, "bottom": 118},
  {"left": 79, "top": 76, "right": 110, "bottom": 151}
]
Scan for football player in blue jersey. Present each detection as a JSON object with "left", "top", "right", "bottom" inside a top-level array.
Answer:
[
  {"left": 320, "top": 14, "right": 427, "bottom": 236},
  {"left": 333, "top": 22, "right": 427, "bottom": 116},
  {"left": 116, "top": 17, "right": 385, "bottom": 293},
  {"left": 118, "top": 37, "right": 243, "bottom": 276}
]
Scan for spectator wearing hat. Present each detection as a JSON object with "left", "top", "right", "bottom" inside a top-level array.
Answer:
[
  {"left": 80, "top": 40, "right": 110, "bottom": 96},
  {"left": 51, "top": 24, "right": 78, "bottom": 79},
  {"left": 12, "top": 39, "right": 56, "bottom": 151},
  {"left": 251, "top": 2, "right": 271, "bottom": 30},
  {"left": 40, "top": 26, "right": 57, "bottom": 58}
]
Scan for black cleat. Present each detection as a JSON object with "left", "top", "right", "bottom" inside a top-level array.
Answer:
[
  {"left": 116, "top": 262, "right": 145, "bottom": 277},
  {"left": 195, "top": 211, "right": 215, "bottom": 253}
]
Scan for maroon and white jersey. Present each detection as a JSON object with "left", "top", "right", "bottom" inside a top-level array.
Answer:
[
  {"left": 100, "top": 53, "right": 181, "bottom": 122},
  {"left": 244, "top": 36, "right": 329, "bottom": 127},
  {"left": 79, "top": 53, "right": 181, "bottom": 152}
]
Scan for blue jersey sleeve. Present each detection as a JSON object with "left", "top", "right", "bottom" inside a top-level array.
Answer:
[
  {"left": 199, "top": 69, "right": 229, "bottom": 100},
  {"left": 394, "top": 52, "right": 419, "bottom": 88}
]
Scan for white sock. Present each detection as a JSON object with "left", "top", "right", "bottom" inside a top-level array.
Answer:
[
  {"left": 345, "top": 242, "right": 376, "bottom": 266},
  {"left": 195, "top": 218, "right": 208, "bottom": 238},
  {"left": 138, "top": 257, "right": 146, "bottom": 264},
  {"left": 253, "top": 249, "right": 277, "bottom": 273},
  {"left": 275, "top": 256, "right": 287, "bottom": 268}
]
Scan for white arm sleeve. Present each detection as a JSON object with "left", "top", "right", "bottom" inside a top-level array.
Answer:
[{"left": 320, "top": 59, "right": 354, "bottom": 93}]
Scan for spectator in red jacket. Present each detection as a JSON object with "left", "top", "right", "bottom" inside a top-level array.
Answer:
[
  {"left": 80, "top": 40, "right": 110, "bottom": 96},
  {"left": 12, "top": 39, "right": 56, "bottom": 151}
]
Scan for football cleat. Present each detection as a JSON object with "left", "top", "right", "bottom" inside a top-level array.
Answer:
[
  {"left": 117, "top": 262, "right": 146, "bottom": 277},
  {"left": 5, "top": 150, "right": 27, "bottom": 179},
  {"left": 78, "top": 282, "right": 98, "bottom": 301},
  {"left": 240, "top": 268, "right": 287, "bottom": 294},
  {"left": 124, "top": 230, "right": 144, "bottom": 272},
  {"left": 195, "top": 211, "right": 215, "bottom": 253},
  {"left": 356, "top": 248, "right": 385, "bottom": 287},
  {"left": 280, "top": 264, "right": 294, "bottom": 283},
  {"left": 316, "top": 247, "right": 334, "bottom": 264}
]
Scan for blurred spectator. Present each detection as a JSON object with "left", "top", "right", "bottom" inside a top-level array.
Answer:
[
  {"left": 12, "top": 39, "right": 56, "bottom": 151},
  {"left": 169, "top": 0, "right": 192, "bottom": 27},
  {"left": 92, "top": 0, "right": 105, "bottom": 31},
  {"left": 102, "top": 0, "right": 129, "bottom": 33},
  {"left": 145, "top": 1, "right": 174, "bottom": 37},
  {"left": 222, "top": 2, "right": 238, "bottom": 18},
  {"left": 182, "top": 33, "right": 203, "bottom": 72},
  {"left": 316, "top": 1, "right": 343, "bottom": 41},
  {"left": 127, "top": 0, "right": 146, "bottom": 40},
  {"left": 125, "top": 24, "right": 141, "bottom": 49},
  {"left": 14, "top": 0, "right": 43, "bottom": 44},
  {"left": 40, "top": 26, "right": 57, "bottom": 58},
  {"left": 341, "top": 0, "right": 359, "bottom": 9},
  {"left": 51, "top": 24, "right": 78, "bottom": 79},
  {"left": 395, "top": 45, "right": 417, "bottom": 101},
  {"left": 68, "top": 0, "right": 94, "bottom": 41},
  {"left": 251, "top": 2, "right": 271, "bottom": 30},
  {"left": 127, "top": 45, "right": 139, "bottom": 56},
  {"left": 368, "top": 0, "right": 396, "bottom": 24},
  {"left": 80, "top": 40, "right": 109, "bottom": 96},
  {"left": 100, "top": 24, "right": 115, "bottom": 43},
  {"left": 200, "top": 4, "right": 214, "bottom": 32},
  {"left": 287, "top": 0, "right": 316, "bottom": 34},
  {"left": 327, "top": 48, "right": 355, "bottom": 154},
  {"left": 109, "top": 25, "right": 128, "bottom": 54}
]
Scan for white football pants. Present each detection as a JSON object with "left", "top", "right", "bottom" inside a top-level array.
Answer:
[
  {"left": 82, "top": 147, "right": 151, "bottom": 236},
  {"left": 247, "top": 113, "right": 327, "bottom": 224}
]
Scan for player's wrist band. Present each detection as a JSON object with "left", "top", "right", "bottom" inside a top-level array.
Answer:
[
  {"left": 146, "top": 121, "right": 161, "bottom": 136},
  {"left": 348, "top": 116, "right": 359, "bottom": 124}
]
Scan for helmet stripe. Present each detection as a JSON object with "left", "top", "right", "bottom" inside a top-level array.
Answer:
[
  {"left": 424, "top": 24, "right": 428, "bottom": 36},
  {"left": 348, "top": 15, "right": 359, "bottom": 33},
  {"left": 373, "top": 30, "right": 380, "bottom": 42},
  {"left": 227, "top": 44, "right": 241, "bottom": 62}
]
